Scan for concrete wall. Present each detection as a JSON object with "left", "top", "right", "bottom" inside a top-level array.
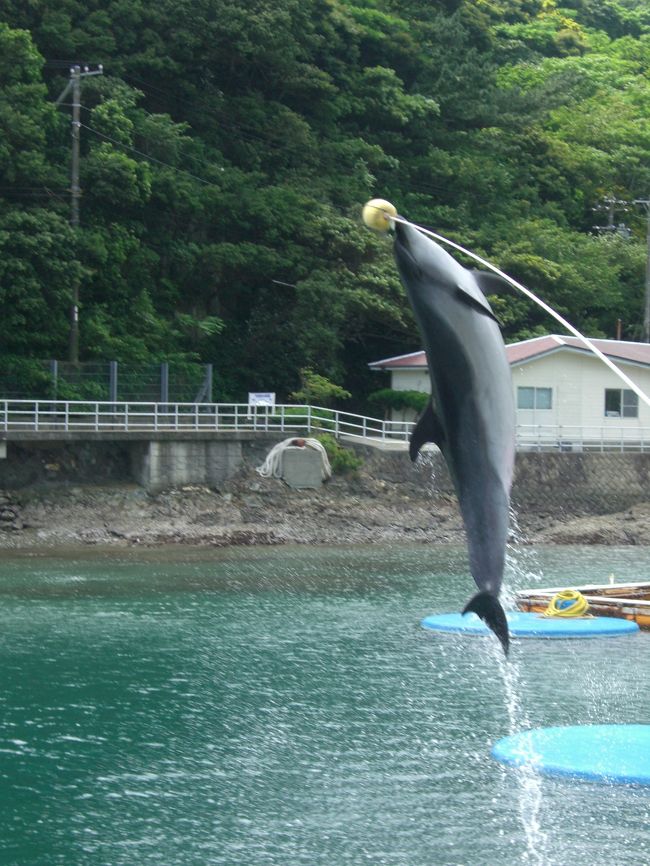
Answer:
[
  {"left": 0, "top": 437, "right": 648, "bottom": 517},
  {"left": 513, "top": 451, "right": 650, "bottom": 514},
  {"left": 357, "top": 445, "right": 650, "bottom": 516},
  {"left": 0, "top": 441, "right": 133, "bottom": 488},
  {"left": 0, "top": 437, "right": 265, "bottom": 493},
  {"left": 131, "top": 440, "right": 244, "bottom": 493}
]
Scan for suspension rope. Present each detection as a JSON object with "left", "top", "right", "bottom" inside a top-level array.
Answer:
[
  {"left": 542, "top": 589, "right": 591, "bottom": 618},
  {"left": 371, "top": 203, "right": 650, "bottom": 410}
]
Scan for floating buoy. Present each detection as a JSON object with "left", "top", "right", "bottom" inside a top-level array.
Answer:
[
  {"left": 492, "top": 725, "right": 650, "bottom": 786},
  {"left": 362, "top": 198, "right": 397, "bottom": 232},
  {"left": 420, "top": 610, "right": 638, "bottom": 639}
]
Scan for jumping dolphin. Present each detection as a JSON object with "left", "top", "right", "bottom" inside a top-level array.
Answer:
[{"left": 393, "top": 220, "right": 515, "bottom": 653}]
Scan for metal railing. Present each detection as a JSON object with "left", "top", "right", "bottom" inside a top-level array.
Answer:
[
  {"left": 2, "top": 400, "right": 650, "bottom": 452},
  {"left": 516, "top": 423, "right": 650, "bottom": 453},
  {"left": 0, "top": 400, "right": 413, "bottom": 441}
]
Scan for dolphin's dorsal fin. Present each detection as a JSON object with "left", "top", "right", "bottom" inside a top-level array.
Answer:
[
  {"left": 454, "top": 279, "right": 500, "bottom": 323},
  {"left": 470, "top": 270, "right": 513, "bottom": 296},
  {"left": 409, "top": 400, "right": 445, "bottom": 461}
]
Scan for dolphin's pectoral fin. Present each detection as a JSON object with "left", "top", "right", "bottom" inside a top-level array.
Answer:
[
  {"left": 463, "top": 591, "right": 510, "bottom": 655},
  {"left": 454, "top": 282, "right": 501, "bottom": 324},
  {"left": 409, "top": 401, "right": 445, "bottom": 461}
]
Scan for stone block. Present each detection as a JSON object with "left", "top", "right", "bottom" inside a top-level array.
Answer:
[{"left": 281, "top": 447, "right": 324, "bottom": 489}]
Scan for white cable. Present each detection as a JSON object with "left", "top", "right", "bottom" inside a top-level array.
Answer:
[
  {"left": 256, "top": 438, "right": 332, "bottom": 480},
  {"left": 392, "top": 213, "right": 650, "bottom": 409}
]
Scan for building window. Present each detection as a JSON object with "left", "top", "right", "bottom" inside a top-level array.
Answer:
[
  {"left": 605, "top": 388, "right": 638, "bottom": 418},
  {"left": 517, "top": 387, "right": 552, "bottom": 410}
]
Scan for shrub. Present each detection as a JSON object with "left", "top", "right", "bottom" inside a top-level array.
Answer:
[
  {"left": 316, "top": 433, "right": 363, "bottom": 475},
  {"left": 367, "top": 388, "right": 428, "bottom": 413},
  {"left": 290, "top": 368, "right": 351, "bottom": 406}
]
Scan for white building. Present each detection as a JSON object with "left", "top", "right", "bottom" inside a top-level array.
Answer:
[{"left": 369, "top": 335, "right": 650, "bottom": 448}]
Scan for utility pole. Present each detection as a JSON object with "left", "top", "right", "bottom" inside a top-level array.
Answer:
[
  {"left": 55, "top": 64, "right": 103, "bottom": 363},
  {"left": 633, "top": 199, "right": 650, "bottom": 343},
  {"left": 592, "top": 195, "right": 650, "bottom": 342},
  {"left": 592, "top": 196, "right": 631, "bottom": 239}
]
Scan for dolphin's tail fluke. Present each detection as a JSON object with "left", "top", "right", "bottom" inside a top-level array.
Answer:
[{"left": 462, "top": 591, "right": 509, "bottom": 655}]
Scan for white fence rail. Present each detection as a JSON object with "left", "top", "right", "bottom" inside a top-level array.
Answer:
[
  {"left": 0, "top": 400, "right": 411, "bottom": 441},
  {"left": 516, "top": 424, "right": 650, "bottom": 453},
  {"left": 2, "top": 401, "right": 650, "bottom": 452}
]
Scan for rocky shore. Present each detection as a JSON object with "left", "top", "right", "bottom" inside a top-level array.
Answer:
[{"left": 1, "top": 446, "right": 649, "bottom": 550}]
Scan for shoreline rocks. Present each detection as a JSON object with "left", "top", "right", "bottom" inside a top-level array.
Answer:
[
  {"left": 0, "top": 460, "right": 649, "bottom": 550},
  {"left": 0, "top": 491, "right": 23, "bottom": 532}
]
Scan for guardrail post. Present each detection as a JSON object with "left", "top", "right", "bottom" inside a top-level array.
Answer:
[
  {"left": 35, "top": 401, "right": 39, "bottom": 431},
  {"left": 160, "top": 362, "right": 169, "bottom": 405},
  {"left": 109, "top": 361, "right": 118, "bottom": 404}
]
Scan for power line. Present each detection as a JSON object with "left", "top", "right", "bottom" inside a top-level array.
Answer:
[
  {"left": 79, "top": 122, "right": 223, "bottom": 187},
  {"left": 120, "top": 73, "right": 308, "bottom": 153},
  {"left": 69, "top": 100, "right": 223, "bottom": 182}
]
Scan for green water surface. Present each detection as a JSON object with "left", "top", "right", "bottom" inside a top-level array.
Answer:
[{"left": 0, "top": 544, "right": 649, "bottom": 866}]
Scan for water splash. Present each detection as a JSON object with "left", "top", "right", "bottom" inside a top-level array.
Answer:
[
  {"left": 414, "top": 448, "right": 439, "bottom": 498},
  {"left": 498, "top": 511, "right": 550, "bottom": 864},
  {"left": 502, "top": 506, "right": 546, "bottom": 610},
  {"left": 496, "top": 648, "right": 549, "bottom": 865}
]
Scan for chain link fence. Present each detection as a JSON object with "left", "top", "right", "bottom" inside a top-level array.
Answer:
[
  {"left": 407, "top": 450, "right": 650, "bottom": 517},
  {"left": 0, "top": 360, "right": 213, "bottom": 403},
  {"left": 512, "top": 452, "right": 650, "bottom": 517}
]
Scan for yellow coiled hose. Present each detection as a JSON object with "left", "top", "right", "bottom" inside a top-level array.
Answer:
[{"left": 543, "top": 589, "right": 591, "bottom": 618}]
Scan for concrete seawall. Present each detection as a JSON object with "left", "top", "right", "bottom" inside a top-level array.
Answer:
[
  {"left": 0, "top": 437, "right": 648, "bottom": 514},
  {"left": 343, "top": 445, "right": 650, "bottom": 516},
  {"left": 0, "top": 437, "right": 251, "bottom": 493}
]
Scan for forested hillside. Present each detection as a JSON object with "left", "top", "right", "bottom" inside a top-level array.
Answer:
[{"left": 1, "top": 0, "right": 649, "bottom": 404}]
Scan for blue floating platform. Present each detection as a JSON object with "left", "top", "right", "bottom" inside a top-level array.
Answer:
[
  {"left": 420, "top": 610, "right": 639, "bottom": 638},
  {"left": 492, "top": 725, "right": 650, "bottom": 786}
]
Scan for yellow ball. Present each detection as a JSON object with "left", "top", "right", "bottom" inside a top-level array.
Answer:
[{"left": 362, "top": 198, "right": 397, "bottom": 232}]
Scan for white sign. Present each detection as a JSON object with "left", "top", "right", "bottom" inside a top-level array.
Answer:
[{"left": 248, "top": 392, "right": 276, "bottom": 407}]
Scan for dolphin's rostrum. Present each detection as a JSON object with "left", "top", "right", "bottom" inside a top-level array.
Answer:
[{"left": 393, "top": 220, "right": 515, "bottom": 653}]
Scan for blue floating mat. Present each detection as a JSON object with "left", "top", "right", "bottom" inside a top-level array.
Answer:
[
  {"left": 492, "top": 725, "right": 650, "bottom": 786},
  {"left": 420, "top": 610, "right": 639, "bottom": 638}
]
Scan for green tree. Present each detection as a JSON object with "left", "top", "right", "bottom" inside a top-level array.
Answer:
[
  {"left": 0, "top": 209, "right": 83, "bottom": 356},
  {"left": 290, "top": 368, "right": 352, "bottom": 406}
]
